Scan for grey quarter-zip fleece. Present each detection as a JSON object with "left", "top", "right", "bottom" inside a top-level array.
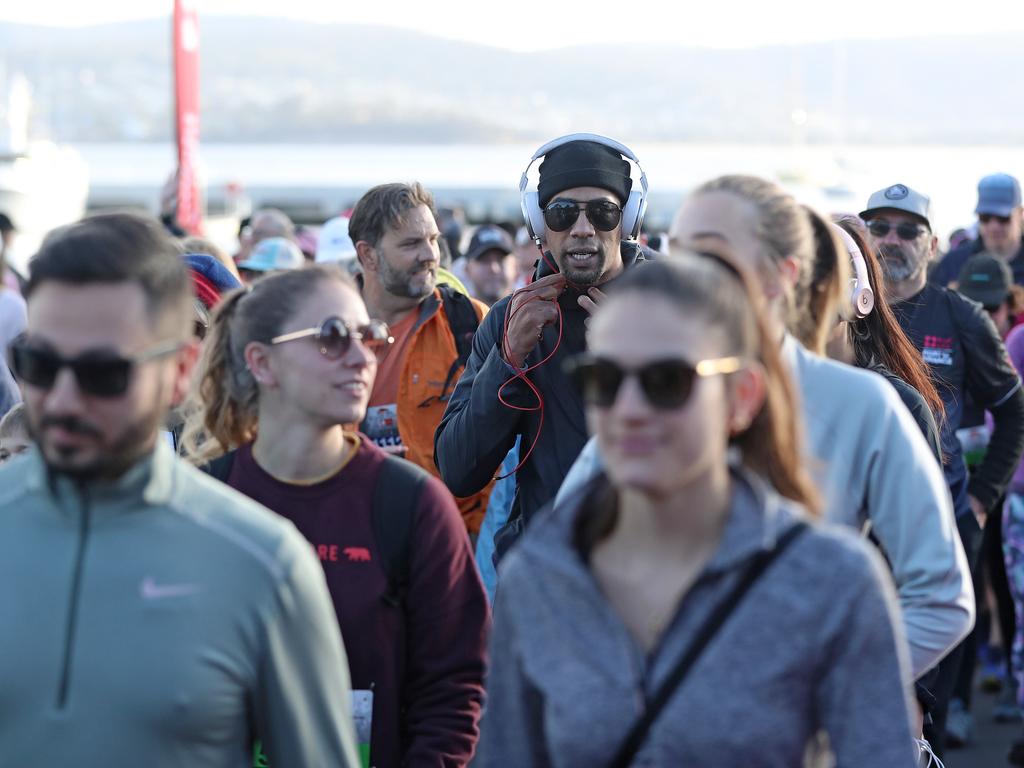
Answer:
[
  {"left": 0, "top": 440, "right": 361, "bottom": 768},
  {"left": 476, "top": 467, "right": 918, "bottom": 768}
]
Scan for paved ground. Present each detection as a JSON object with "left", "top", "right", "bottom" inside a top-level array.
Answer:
[{"left": 946, "top": 679, "right": 1018, "bottom": 768}]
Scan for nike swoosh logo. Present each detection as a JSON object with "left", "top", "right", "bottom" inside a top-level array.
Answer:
[{"left": 139, "top": 577, "right": 202, "bottom": 600}]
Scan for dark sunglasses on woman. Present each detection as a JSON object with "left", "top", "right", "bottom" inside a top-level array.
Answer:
[
  {"left": 543, "top": 199, "right": 623, "bottom": 233},
  {"left": 8, "top": 336, "right": 183, "bottom": 398},
  {"left": 270, "top": 317, "right": 393, "bottom": 360},
  {"left": 564, "top": 353, "right": 743, "bottom": 410}
]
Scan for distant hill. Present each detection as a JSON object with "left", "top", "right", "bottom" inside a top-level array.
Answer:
[{"left": 1, "top": 19, "right": 1021, "bottom": 144}]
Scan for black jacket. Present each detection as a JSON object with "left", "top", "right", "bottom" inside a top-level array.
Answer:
[{"left": 434, "top": 242, "right": 654, "bottom": 530}]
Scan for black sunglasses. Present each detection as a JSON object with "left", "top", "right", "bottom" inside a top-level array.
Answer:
[
  {"left": 543, "top": 199, "right": 622, "bottom": 233},
  {"left": 8, "top": 337, "right": 183, "bottom": 398},
  {"left": 271, "top": 317, "right": 393, "bottom": 359},
  {"left": 866, "top": 219, "right": 929, "bottom": 241},
  {"left": 564, "top": 354, "right": 742, "bottom": 410},
  {"left": 979, "top": 213, "right": 1011, "bottom": 225}
]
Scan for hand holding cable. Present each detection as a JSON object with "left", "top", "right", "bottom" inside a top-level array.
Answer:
[{"left": 501, "top": 273, "right": 567, "bottom": 368}]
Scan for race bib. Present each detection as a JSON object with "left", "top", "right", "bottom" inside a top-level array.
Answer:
[
  {"left": 363, "top": 404, "right": 403, "bottom": 450},
  {"left": 253, "top": 689, "right": 374, "bottom": 768},
  {"left": 957, "top": 425, "right": 992, "bottom": 468},
  {"left": 352, "top": 689, "right": 374, "bottom": 768}
]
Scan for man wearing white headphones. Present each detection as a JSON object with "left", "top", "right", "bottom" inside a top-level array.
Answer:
[{"left": 435, "top": 135, "right": 656, "bottom": 552}]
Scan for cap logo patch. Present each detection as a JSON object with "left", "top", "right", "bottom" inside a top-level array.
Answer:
[{"left": 885, "top": 184, "right": 909, "bottom": 200}]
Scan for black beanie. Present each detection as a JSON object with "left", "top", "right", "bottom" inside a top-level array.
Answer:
[{"left": 537, "top": 141, "right": 633, "bottom": 209}]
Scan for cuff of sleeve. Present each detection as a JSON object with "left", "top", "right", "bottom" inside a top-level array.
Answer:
[
  {"left": 967, "top": 480, "right": 997, "bottom": 513},
  {"left": 915, "top": 679, "right": 938, "bottom": 714}
]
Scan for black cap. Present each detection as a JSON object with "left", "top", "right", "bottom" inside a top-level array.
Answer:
[
  {"left": 537, "top": 141, "right": 632, "bottom": 209},
  {"left": 957, "top": 253, "right": 1012, "bottom": 308},
  {"left": 465, "top": 225, "right": 514, "bottom": 261}
]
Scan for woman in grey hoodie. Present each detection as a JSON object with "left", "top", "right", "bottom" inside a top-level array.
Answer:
[
  {"left": 557, "top": 177, "right": 971, "bottom": 689},
  {"left": 476, "top": 256, "right": 918, "bottom": 767}
]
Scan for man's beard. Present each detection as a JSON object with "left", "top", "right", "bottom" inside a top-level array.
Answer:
[
  {"left": 878, "top": 242, "right": 928, "bottom": 283},
  {"left": 379, "top": 256, "right": 436, "bottom": 300},
  {"left": 556, "top": 243, "right": 608, "bottom": 286},
  {"left": 28, "top": 406, "right": 165, "bottom": 484}
]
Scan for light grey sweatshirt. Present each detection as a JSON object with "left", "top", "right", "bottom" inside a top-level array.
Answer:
[
  {"left": 0, "top": 440, "right": 361, "bottom": 767},
  {"left": 477, "top": 467, "right": 918, "bottom": 768},
  {"left": 557, "top": 337, "right": 973, "bottom": 680}
]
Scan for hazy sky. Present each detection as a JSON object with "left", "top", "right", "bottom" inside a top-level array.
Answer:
[{"left": 3, "top": 0, "right": 1024, "bottom": 51}]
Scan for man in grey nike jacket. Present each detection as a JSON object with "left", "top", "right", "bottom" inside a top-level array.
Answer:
[{"left": 0, "top": 213, "right": 360, "bottom": 767}]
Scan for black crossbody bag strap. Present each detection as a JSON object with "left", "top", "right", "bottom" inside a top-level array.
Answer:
[{"left": 608, "top": 521, "right": 809, "bottom": 768}]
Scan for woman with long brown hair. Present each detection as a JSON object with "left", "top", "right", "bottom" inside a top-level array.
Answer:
[
  {"left": 476, "top": 255, "right": 917, "bottom": 767},
  {"left": 820, "top": 215, "right": 944, "bottom": 460},
  {"left": 181, "top": 264, "right": 489, "bottom": 768}
]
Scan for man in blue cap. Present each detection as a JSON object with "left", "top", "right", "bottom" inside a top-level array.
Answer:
[
  {"left": 864, "top": 182, "right": 1024, "bottom": 756},
  {"left": 932, "top": 173, "right": 1024, "bottom": 286}
]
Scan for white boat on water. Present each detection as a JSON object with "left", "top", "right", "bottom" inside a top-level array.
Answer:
[{"left": 0, "top": 73, "right": 88, "bottom": 276}]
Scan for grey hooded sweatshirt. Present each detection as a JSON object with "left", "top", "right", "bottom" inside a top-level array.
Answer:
[
  {"left": 477, "top": 467, "right": 918, "bottom": 768},
  {"left": 556, "top": 337, "right": 973, "bottom": 680}
]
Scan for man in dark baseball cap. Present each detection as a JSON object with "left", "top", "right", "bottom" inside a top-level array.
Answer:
[
  {"left": 461, "top": 225, "right": 518, "bottom": 306},
  {"left": 957, "top": 252, "right": 1013, "bottom": 311}
]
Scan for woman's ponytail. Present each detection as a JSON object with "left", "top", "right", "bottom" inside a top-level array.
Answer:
[{"left": 180, "top": 287, "right": 259, "bottom": 464}]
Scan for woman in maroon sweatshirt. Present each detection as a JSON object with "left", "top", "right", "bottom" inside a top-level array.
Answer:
[{"left": 182, "top": 264, "right": 489, "bottom": 767}]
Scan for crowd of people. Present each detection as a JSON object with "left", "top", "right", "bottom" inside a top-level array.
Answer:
[{"left": 2, "top": 135, "right": 1024, "bottom": 767}]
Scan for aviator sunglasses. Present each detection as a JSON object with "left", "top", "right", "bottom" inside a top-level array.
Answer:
[
  {"left": 543, "top": 199, "right": 623, "bottom": 233},
  {"left": 866, "top": 219, "right": 929, "bottom": 241},
  {"left": 979, "top": 213, "right": 1012, "bottom": 225},
  {"left": 270, "top": 317, "right": 393, "bottom": 359},
  {"left": 8, "top": 336, "right": 182, "bottom": 398},
  {"left": 564, "top": 354, "right": 743, "bottom": 410}
]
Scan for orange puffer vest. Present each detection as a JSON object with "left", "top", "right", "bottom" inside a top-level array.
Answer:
[{"left": 394, "top": 288, "right": 493, "bottom": 533}]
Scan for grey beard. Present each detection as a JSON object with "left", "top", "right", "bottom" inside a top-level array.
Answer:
[{"left": 879, "top": 245, "right": 927, "bottom": 283}]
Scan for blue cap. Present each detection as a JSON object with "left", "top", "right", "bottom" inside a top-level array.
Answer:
[
  {"left": 183, "top": 253, "right": 242, "bottom": 293},
  {"left": 237, "top": 237, "right": 305, "bottom": 273},
  {"left": 976, "top": 173, "right": 1022, "bottom": 217}
]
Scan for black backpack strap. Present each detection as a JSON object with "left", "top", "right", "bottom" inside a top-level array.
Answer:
[
  {"left": 200, "top": 450, "right": 236, "bottom": 483},
  {"left": 373, "top": 455, "right": 430, "bottom": 608},
  {"left": 436, "top": 286, "right": 480, "bottom": 402},
  {"left": 608, "top": 522, "right": 810, "bottom": 768}
]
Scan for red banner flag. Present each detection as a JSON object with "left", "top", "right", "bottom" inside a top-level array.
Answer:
[{"left": 173, "top": 0, "right": 202, "bottom": 235}]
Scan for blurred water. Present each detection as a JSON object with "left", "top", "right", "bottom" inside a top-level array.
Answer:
[{"left": 74, "top": 141, "right": 1024, "bottom": 239}]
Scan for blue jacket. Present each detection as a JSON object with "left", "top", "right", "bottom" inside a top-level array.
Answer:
[{"left": 930, "top": 236, "right": 1024, "bottom": 287}]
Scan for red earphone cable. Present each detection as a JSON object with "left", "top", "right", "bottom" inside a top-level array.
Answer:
[{"left": 493, "top": 245, "right": 568, "bottom": 480}]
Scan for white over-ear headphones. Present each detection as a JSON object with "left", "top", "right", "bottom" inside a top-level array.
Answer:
[
  {"left": 519, "top": 133, "right": 649, "bottom": 245},
  {"left": 831, "top": 223, "right": 875, "bottom": 318}
]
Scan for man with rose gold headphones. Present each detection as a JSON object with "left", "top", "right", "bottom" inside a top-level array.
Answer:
[{"left": 435, "top": 133, "right": 657, "bottom": 555}]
